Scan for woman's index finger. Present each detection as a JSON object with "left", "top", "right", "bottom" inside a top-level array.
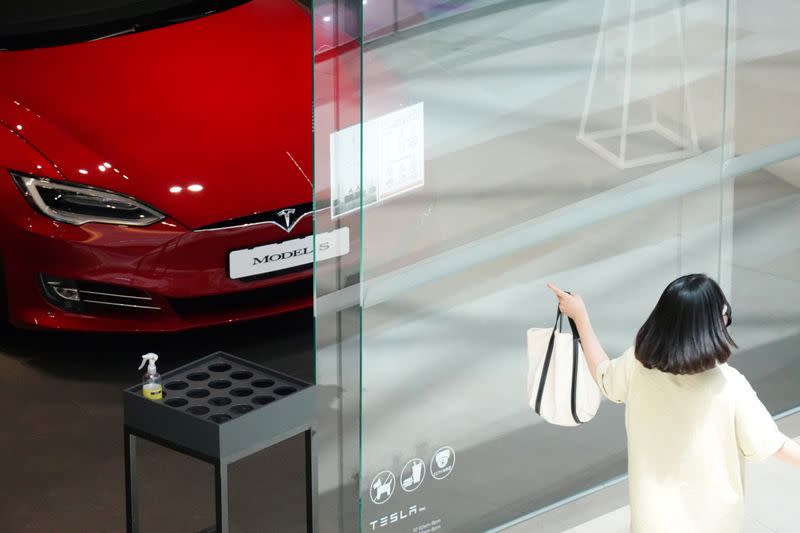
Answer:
[{"left": 546, "top": 283, "right": 568, "bottom": 297}]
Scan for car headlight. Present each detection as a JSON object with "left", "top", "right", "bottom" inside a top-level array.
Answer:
[{"left": 11, "top": 172, "right": 165, "bottom": 226}]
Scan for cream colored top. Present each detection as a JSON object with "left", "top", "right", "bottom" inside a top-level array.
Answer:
[{"left": 596, "top": 347, "right": 787, "bottom": 533}]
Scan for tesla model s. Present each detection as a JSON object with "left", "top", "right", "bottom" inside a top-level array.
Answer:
[{"left": 0, "top": 0, "right": 350, "bottom": 332}]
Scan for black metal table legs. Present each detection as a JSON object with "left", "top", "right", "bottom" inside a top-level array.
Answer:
[
  {"left": 125, "top": 428, "right": 139, "bottom": 533},
  {"left": 305, "top": 429, "right": 318, "bottom": 533},
  {"left": 123, "top": 353, "right": 317, "bottom": 533},
  {"left": 214, "top": 459, "right": 229, "bottom": 533},
  {"left": 124, "top": 426, "right": 317, "bottom": 533}
]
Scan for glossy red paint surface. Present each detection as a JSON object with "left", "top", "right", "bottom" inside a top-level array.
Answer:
[
  {"left": 0, "top": 0, "right": 312, "bottom": 230},
  {"left": 0, "top": 0, "right": 315, "bottom": 332}
]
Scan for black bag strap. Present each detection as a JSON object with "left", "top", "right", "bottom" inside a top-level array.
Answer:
[
  {"left": 534, "top": 295, "right": 585, "bottom": 425},
  {"left": 568, "top": 311, "right": 584, "bottom": 425}
]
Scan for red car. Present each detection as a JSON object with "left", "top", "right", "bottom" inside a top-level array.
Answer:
[{"left": 0, "top": 0, "right": 328, "bottom": 332}]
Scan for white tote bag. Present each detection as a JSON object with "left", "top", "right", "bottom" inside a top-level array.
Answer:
[{"left": 527, "top": 307, "right": 601, "bottom": 426}]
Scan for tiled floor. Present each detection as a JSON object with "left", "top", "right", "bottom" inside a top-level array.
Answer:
[{"left": 505, "top": 414, "right": 800, "bottom": 533}]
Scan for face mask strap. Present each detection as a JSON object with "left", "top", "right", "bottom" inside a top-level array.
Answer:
[{"left": 724, "top": 299, "right": 733, "bottom": 328}]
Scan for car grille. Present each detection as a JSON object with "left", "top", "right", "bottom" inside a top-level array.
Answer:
[
  {"left": 196, "top": 202, "right": 313, "bottom": 231},
  {"left": 75, "top": 281, "right": 161, "bottom": 311},
  {"left": 40, "top": 275, "right": 161, "bottom": 313}
]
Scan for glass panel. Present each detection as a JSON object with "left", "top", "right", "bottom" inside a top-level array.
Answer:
[
  {"left": 359, "top": 0, "right": 729, "bottom": 531},
  {"left": 728, "top": 0, "right": 800, "bottom": 153},
  {"left": 722, "top": 0, "right": 800, "bottom": 413},
  {"left": 364, "top": 0, "right": 515, "bottom": 39},
  {"left": 313, "top": 1, "right": 363, "bottom": 532},
  {"left": 727, "top": 160, "right": 800, "bottom": 410}
]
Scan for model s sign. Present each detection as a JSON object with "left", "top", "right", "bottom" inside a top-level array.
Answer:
[{"left": 229, "top": 227, "right": 350, "bottom": 279}]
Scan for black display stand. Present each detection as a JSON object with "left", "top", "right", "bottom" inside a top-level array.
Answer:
[{"left": 123, "top": 352, "right": 317, "bottom": 533}]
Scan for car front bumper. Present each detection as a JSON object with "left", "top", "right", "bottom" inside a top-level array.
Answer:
[{"left": 1, "top": 198, "right": 314, "bottom": 332}]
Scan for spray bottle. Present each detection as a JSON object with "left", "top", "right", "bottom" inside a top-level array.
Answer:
[{"left": 138, "top": 353, "right": 163, "bottom": 400}]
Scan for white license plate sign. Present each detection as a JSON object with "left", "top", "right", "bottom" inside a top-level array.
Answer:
[{"left": 229, "top": 227, "right": 350, "bottom": 280}]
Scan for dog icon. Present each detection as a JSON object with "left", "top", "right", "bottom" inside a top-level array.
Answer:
[{"left": 370, "top": 471, "right": 395, "bottom": 504}]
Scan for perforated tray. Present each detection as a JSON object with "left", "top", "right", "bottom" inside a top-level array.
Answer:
[
  {"left": 124, "top": 352, "right": 315, "bottom": 461},
  {"left": 154, "top": 354, "right": 303, "bottom": 424}
]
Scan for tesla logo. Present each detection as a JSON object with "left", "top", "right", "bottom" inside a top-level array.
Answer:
[
  {"left": 368, "top": 505, "right": 423, "bottom": 530},
  {"left": 277, "top": 208, "right": 296, "bottom": 230}
]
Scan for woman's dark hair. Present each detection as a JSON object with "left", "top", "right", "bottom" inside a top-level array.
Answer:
[{"left": 635, "top": 273, "right": 737, "bottom": 375}]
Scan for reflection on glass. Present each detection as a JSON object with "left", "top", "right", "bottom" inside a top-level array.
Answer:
[
  {"left": 577, "top": 0, "right": 700, "bottom": 168},
  {"left": 330, "top": 102, "right": 424, "bottom": 218},
  {"left": 356, "top": 0, "right": 727, "bottom": 530},
  {"left": 313, "top": 1, "right": 363, "bottom": 533},
  {"left": 313, "top": 0, "right": 800, "bottom": 531}
]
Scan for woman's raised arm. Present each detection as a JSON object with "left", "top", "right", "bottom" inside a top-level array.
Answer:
[{"left": 547, "top": 283, "right": 610, "bottom": 384}]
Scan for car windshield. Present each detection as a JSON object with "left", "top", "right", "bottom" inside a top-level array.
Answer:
[{"left": 0, "top": 0, "right": 251, "bottom": 50}]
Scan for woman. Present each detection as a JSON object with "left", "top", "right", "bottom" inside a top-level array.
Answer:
[{"left": 547, "top": 273, "right": 800, "bottom": 533}]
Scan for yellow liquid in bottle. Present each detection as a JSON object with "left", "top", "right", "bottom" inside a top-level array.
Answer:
[{"left": 143, "top": 383, "right": 163, "bottom": 400}]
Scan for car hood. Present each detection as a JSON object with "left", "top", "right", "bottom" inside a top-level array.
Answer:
[{"left": 0, "top": 0, "right": 311, "bottom": 230}]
